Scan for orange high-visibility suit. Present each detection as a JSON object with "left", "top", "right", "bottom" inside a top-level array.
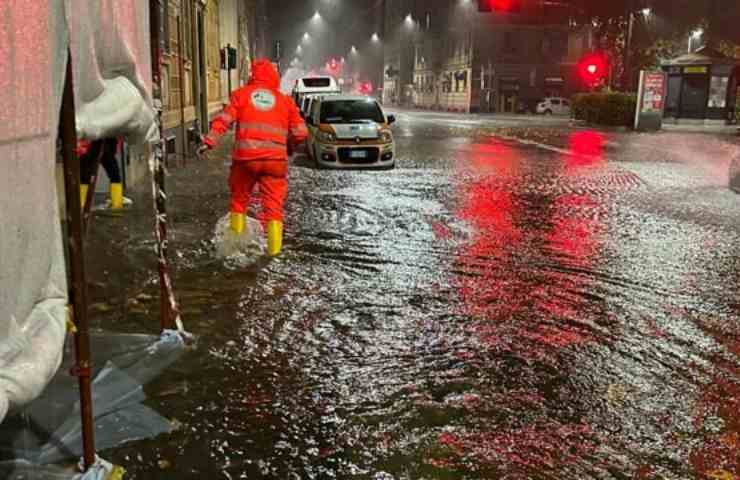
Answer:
[{"left": 203, "top": 59, "right": 307, "bottom": 256}]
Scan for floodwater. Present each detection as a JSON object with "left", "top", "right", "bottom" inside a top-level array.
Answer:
[{"left": 86, "top": 114, "right": 740, "bottom": 479}]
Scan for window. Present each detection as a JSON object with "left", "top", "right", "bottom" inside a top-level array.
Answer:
[
  {"left": 311, "top": 99, "right": 321, "bottom": 122},
  {"left": 163, "top": 0, "right": 170, "bottom": 52},
  {"left": 551, "top": 99, "right": 561, "bottom": 106},
  {"left": 563, "top": 100, "right": 570, "bottom": 107},
  {"left": 504, "top": 32, "right": 518, "bottom": 54},
  {"left": 320, "top": 100, "right": 385, "bottom": 124},
  {"left": 302, "top": 78, "right": 332, "bottom": 88},
  {"left": 183, "top": 0, "right": 193, "bottom": 60}
]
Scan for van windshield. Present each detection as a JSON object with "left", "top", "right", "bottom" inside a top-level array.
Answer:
[
  {"left": 320, "top": 100, "right": 384, "bottom": 124},
  {"left": 302, "top": 78, "right": 331, "bottom": 88}
]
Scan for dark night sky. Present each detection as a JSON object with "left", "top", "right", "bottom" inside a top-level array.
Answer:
[{"left": 267, "top": 0, "right": 384, "bottom": 71}]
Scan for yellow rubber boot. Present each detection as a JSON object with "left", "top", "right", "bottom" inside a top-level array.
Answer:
[
  {"left": 80, "top": 184, "right": 89, "bottom": 209},
  {"left": 267, "top": 220, "right": 283, "bottom": 257},
  {"left": 230, "top": 212, "right": 245, "bottom": 234},
  {"left": 110, "top": 183, "right": 124, "bottom": 210}
]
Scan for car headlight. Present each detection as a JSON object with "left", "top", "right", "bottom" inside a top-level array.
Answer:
[
  {"left": 379, "top": 130, "right": 393, "bottom": 144},
  {"left": 317, "top": 130, "right": 336, "bottom": 143}
]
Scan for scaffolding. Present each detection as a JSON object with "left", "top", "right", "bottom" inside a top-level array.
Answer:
[{"left": 0, "top": 1, "right": 187, "bottom": 477}]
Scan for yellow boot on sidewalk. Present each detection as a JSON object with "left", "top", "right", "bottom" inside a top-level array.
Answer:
[
  {"left": 230, "top": 212, "right": 245, "bottom": 234},
  {"left": 267, "top": 220, "right": 283, "bottom": 257},
  {"left": 110, "top": 183, "right": 124, "bottom": 210},
  {"left": 80, "top": 184, "right": 89, "bottom": 209}
]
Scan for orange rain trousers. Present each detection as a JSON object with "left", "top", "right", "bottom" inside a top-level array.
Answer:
[{"left": 229, "top": 160, "right": 288, "bottom": 222}]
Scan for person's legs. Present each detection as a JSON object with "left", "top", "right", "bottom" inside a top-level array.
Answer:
[
  {"left": 79, "top": 140, "right": 103, "bottom": 208},
  {"left": 229, "top": 161, "right": 258, "bottom": 233},
  {"left": 100, "top": 138, "right": 124, "bottom": 209},
  {"left": 257, "top": 160, "right": 288, "bottom": 256}
]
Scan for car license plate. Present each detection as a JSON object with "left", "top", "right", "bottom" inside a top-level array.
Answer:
[{"left": 349, "top": 150, "right": 367, "bottom": 159}]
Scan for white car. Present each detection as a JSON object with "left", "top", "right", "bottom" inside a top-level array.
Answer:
[
  {"left": 536, "top": 97, "right": 571, "bottom": 115},
  {"left": 305, "top": 95, "right": 396, "bottom": 169}
]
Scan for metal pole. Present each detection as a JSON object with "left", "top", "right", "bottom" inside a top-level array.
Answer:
[
  {"left": 624, "top": 1, "right": 634, "bottom": 91},
  {"left": 60, "top": 49, "right": 97, "bottom": 472},
  {"left": 177, "top": 15, "right": 188, "bottom": 163},
  {"left": 227, "top": 43, "right": 233, "bottom": 96}
]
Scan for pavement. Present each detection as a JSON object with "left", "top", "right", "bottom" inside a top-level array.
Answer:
[{"left": 81, "top": 112, "right": 740, "bottom": 479}]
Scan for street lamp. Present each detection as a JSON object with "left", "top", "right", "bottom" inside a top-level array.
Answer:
[
  {"left": 371, "top": 33, "right": 380, "bottom": 42},
  {"left": 688, "top": 28, "right": 703, "bottom": 53},
  {"left": 312, "top": 11, "right": 322, "bottom": 21},
  {"left": 624, "top": 6, "right": 653, "bottom": 90}
]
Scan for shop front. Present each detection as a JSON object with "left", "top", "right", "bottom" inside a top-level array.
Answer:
[
  {"left": 498, "top": 77, "right": 520, "bottom": 113},
  {"left": 662, "top": 47, "right": 739, "bottom": 123}
]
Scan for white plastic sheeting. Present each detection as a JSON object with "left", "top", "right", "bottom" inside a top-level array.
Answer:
[{"left": 0, "top": 0, "right": 156, "bottom": 423}]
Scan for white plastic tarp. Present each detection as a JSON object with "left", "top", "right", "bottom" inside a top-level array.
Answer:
[{"left": 0, "top": 0, "right": 156, "bottom": 423}]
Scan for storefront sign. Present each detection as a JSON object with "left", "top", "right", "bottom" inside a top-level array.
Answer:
[
  {"left": 684, "top": 66, "right": 708, "bottom": 74},
  {"left": 635, "top": 70, "right": 667, "bottom": 131},
  {"left": 642, "top": 72, "right": 666, "bottom": 113}
]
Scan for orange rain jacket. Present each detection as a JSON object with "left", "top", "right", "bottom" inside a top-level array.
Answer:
[{"left": 204, "top": 59, "right": 307, "bottom": 161}]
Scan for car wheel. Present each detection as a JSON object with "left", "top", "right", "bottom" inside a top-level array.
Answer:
[{"left": 544, "top": 109, "right": 553, "bottom": 115}]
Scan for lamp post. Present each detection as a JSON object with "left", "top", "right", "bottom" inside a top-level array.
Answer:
[
  {"left": 688, "top": 28, "right": 703, "bottom": 53},
  {"left": 624, "top": 4, "right": 652, "bottom": 91}
]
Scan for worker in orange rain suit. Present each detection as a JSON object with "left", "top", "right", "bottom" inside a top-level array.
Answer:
[{"left": 201, "top": 59, "right": 308, "bottom": 257}]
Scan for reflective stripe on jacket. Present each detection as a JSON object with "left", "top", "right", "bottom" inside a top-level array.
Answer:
[{"left": 204, "top": 59, "right": 307, "bottom": 162}]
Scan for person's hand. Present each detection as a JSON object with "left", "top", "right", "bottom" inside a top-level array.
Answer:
[{"left": 197, "top": 143, "right": 211, "bottom": 159}]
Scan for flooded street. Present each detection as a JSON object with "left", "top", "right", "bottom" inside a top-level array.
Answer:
[{"left": 89, "top": 113, "right": 740, "bottom": 479}]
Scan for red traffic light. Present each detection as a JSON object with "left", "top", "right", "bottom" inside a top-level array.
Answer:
[
  {"left": 478, "top": 0, "right": 522, "bottom": 13},
  {"left": 578, "top": 53, "right": 609, "bottom": 87}
]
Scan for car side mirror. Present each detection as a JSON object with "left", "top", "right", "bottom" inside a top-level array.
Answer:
[{"left": 387, "top": 114, "right": 396, "bottom": 125}]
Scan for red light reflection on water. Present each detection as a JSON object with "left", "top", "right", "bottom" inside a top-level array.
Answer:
[
  {"left": 455, "top": 140, "right": 602, "bottom": 356},
  {"left": 566, "top": 130, "right": 606, "bottom": 170},
  {"left": 442, "top": 138, "right": 608, "bottom": 474}
]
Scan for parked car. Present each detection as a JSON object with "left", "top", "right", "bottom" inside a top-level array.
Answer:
[
  {"left": 305, "top": 95, "right": 396, "bottom": 169},
  {"left": 536, "top": 97, "right": 572, "bottom": 115}
]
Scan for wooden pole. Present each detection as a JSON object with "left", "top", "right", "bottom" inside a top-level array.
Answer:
[
  {"left": 150, "top": 0, "right": 182, "bottom": 333},
  {"left": 60, "top": 49, "right": 97, "bottom": 472}
]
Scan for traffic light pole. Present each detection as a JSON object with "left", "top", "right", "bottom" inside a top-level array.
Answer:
[{"left": 227, "top": 43, "right": 232, "bottom": 96}]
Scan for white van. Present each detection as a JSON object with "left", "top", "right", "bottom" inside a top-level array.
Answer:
[{"left": 293, "top": 76, "right": 340, "bottom": 115}]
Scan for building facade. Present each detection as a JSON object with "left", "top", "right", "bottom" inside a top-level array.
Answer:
[
  {"left": 155, "top": 0, "right": 267, "bottom": 160},
  {"left": 384, "top": 0, "right": 593, "bottom": 112},
  {"left": 382, "top": 0, "right": 418, "bottom": 106}
]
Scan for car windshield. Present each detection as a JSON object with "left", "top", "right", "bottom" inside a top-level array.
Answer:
[{"left": 320, "top": 100, "right": 385, "bottom": 124}]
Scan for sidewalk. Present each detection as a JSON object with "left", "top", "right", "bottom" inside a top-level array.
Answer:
[{"left": 390, "top": 106, "right": 740, "bottom": 136}]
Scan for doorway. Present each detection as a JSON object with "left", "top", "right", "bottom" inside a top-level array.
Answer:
[
  {"left": 680, "top": 74, "right": 709, "bottom": 119},
  {"left": 499, "top": 91, "right": 518, "bottom": 113}
]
